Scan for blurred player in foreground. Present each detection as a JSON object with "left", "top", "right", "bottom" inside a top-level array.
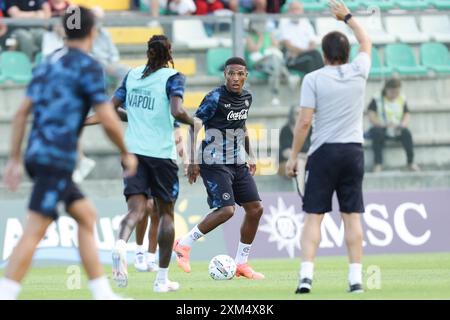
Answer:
[
  {"left": 0, "top": 6, "right": 137, "bottom": 300},
  {"left": 286, "top": 0, "right": 372, "bottom": 294},
  {"left": 174, "top": 57, "right": 265, "bottom": 280}
]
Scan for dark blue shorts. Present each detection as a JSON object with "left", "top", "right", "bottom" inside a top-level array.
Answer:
[
  {"left": 199, "top": 164, "right": 261, "bottom": 209},
  {"left": 26, "top": 162, "right": 85, "bottom": 220},
  {"left": 303, "top": 143, "right": 365, "bottom": 214},
  {"left": 123, "top": 155, "right": 179, "bottom": 203}
]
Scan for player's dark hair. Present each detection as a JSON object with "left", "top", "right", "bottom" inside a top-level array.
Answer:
[
  {"left": 382, "top": 78, "right": 402, "bottom": 97},
  {"left": 141, "top": 35, "right": 174, "bottom": 79},
  {"left": 322, "top": 31, "right": 350, "bottom": 65},
  {"left": 225, "top": 57, "right": 247, "bottom": 68},
  {"left": 63, "top": 6, "right": 96, "bottom": 40}
]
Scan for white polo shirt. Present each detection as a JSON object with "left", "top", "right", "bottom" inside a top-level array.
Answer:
[
  {"left": 278, "top": 18, "right": 316, "bottom": 51},
  {"left": 300, "top": 52, "right": 371, "bottom": 155}
]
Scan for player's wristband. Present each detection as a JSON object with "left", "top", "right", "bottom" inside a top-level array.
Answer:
[{"left": 344, "top": 13, "right": 353, "bottom": 24}]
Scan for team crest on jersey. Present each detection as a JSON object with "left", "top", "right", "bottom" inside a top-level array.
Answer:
[
  {"left": 222, "top": 193, "right": 231, "bottom": 200},
  {"left": 245, "top": 100, "right": 249, "bottom": 107}
]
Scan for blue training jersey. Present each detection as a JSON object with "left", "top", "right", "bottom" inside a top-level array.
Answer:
[
  {"left": 25, "top": 47, "right": 108, "bottom": 172},
  {"left": 195, "top": 85, "right": 253, "bottom": 165}
]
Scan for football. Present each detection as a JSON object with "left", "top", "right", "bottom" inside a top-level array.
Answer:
[{"left": 208, "top": 255, "right": 237, "bottom": 280}]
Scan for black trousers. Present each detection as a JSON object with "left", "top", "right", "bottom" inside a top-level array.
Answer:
[
  {"left": 286, "top": 50, "right": 324, "bottom": 75},
  {"left": 370, "top": 127, "right": 415, "bottom": 165}
]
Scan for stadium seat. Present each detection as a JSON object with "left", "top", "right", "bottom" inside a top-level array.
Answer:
[
  {"left": 71, "top": 0, "right": 129, "bottom": 10},
  {"left": 350, "top": 45, "right": 393, "bottom": 78},
  {"left": 420, "top": 43, "right": 450, "bottom": 74},
  {"left": 419, "top": 15, "right": 450, "bottom": 43},
  {"left": 362, "top": 0, "right": 396, "bottom": 11},
  {"left": 355, "top": 15, "right": 395, "bottom": 44},
  {"left": 139, "top": 0, "right": 170, "bottom": 15},
  {"left": 430, "top": 0, "right": 450, "bottom": 9},
  {"left": 385, "top": 16, "right": 430, "bottom": 43},
  {"left": 384, "top": 44, "right": 428, "bottom": 76},
  {"left": 281, "top": 0, "right": 328, "bottom": 12},
  {"left": 0, "top": 73, "right": 5, "bottom": 84},
  {"left": 315, "top": 17, "right": 357, "bottom": 44},
  {"left": 396, "top": 0, "right": 430, "bottom": 10},
  {"left": 121, "top": 58, "right": 197, "bottom": 76},
  {"left": 106, "top": 27, "right": 164, "bottom": 45},
  {"left": 207, "top": 48, "right": 232, "bottom": 77},
  {"left": 0, "top": 51, "right": 33, "bottom": 84},
  {"left": 184, "top": 92, "right": 206, "bottom": 109},
  {"left": 173, "top": 20, "right": 223, "bottom": 50}
]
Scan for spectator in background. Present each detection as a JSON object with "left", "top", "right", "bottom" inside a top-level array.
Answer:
[
  {"left": 267, "top": 0, "right": 285, "bottom": 13},
  {"left": 367, "top": 78, "right": 420, "bottom": 172},
  {"left": 246, "top": 20, "right": 298, "bottom": 106},
  {"left": 91, "top": 7, "right": 129, "bottom": 86},
  {"left": 278, "top": 1, "right": 323, "bottom": 76},
  {"left": 3, "top": 0, "right": 51, "bottom": 60},
  {"left": 0, "top": 2, "right": 8, "bottom": 50},
  {"left": 278, "top": 105, "right": 310, "bottom": 176},
  {"left": 41, "top": 22, "right": 64, "bottom": 57},
  {"left": 227, "top": 0, "right": 266, "bottom": 13},
  {"left": 195, "top": 0, "right": 224, "bottom": 15},
  {"left": 168, "top": 0, "right": 196, "bottom": 15},
  {"left": 46, "top": 0, "right": 71, "bottom": 17}
]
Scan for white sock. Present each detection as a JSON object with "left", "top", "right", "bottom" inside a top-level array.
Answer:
[
  {"left": 349, "top": 263, "right": 363, "bottom": 285},
  {"left": 300, "top": 261, "right": 314, "bottom": 280},
  {"left": 0, "top": 278, "right": 21, "bottom": 300},
  {"left": 135, "top": 245, "right": 145, "bottom": 254},
  {"left": 115, "top": 239, "right": 127, "bottom": 253},
  {"left": 156, "top": 268, "right": 168, "bottom": 283},
  {"left": 235, "top": 242, "right": 252, "bottom": 265},
  {"left": 88, "top": 276, "right": 114, "bottom": 300},
  {"left": 179, "top": 225, "right": 204, "bottom": 247},
  {"left": 147, "top": 252, "right": 156, "bottom": 263}
]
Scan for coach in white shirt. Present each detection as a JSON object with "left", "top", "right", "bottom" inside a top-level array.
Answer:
[{"left": 286, "top": 0, "right": 372, "bottom": 294}]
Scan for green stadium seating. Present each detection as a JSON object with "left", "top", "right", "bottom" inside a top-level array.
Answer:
[
  {"left": 396, "top": 0, "right": 430, "bottom": 10},
  {"left": 281, "top": 0, "right": 327, "bottom": 13},
  {"left": 207, "top": 48, "right": 232, "bottom": 77},
  {"left": 362, "top": 0, "right": 396, "bottom": 11},
  {"left": 420, "top": 42, "right": 450, "bottom": 74},
  {"left": 0, "top": 51, "right": 33, "bottom": 84},
  {"left": 384, "top": 44, "right": 428, "bottom": 76},
  {"left": 430, "top": 0, "right": 450, "bottom": 9},
  {"left": 0, "top": 74, "right": 5, "bottom": 84},
  {"left": 351, "top": 45, "right": 393, "bottom": 78}
]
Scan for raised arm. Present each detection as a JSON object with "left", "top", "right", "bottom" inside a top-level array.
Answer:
[{"left": 329, "top": 0, "right": 372, "bottom": 57}]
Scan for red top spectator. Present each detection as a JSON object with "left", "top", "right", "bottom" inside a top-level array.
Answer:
[
  {"left": 47, "top": 0, "right": 71, "bottom": 17},
  {"left": 195, "top": 0, "right": 224, "bottom": 15}
]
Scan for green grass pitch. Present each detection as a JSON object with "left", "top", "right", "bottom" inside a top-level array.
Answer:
[{"left": 4, "top": 252, "right": 450, "bottom": 300}]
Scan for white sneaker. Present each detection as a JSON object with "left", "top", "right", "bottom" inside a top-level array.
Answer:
[
  {"left": 112, "top": 249, "right": 128, "bottom": 288},
  {"left": 153, "top": 280, "right": 180, "bottom": 293},
  {"left": 134, "top": 252, "right": 148, "bottom": 272},
  {"left": 73, "top": 157, "right": 96, "bottom": 183},
  {"left": 147, "top": 260, "right": 159, "bottom": 272}
]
